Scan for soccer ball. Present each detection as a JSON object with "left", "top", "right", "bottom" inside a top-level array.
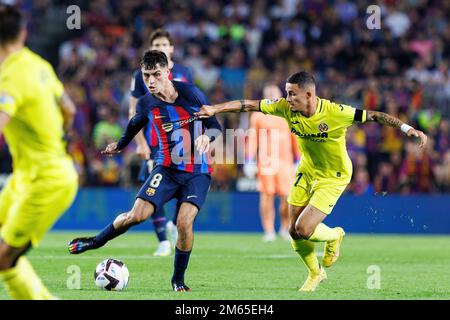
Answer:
[{"left": 94, "top": 258, "right": 129, "bottom": 291}]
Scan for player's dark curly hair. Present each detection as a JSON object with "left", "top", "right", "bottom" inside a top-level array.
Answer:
[
  {"left": 287, "top": 71, "right": 316, "bottom": 89},
  {"left": 0, "top": 5, "right": 25, "bottom": 46},
  {"left": 140, "top": 50, "right": 168, "bottom": 70}
]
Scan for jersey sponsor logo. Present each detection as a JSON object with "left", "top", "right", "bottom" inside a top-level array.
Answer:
[
  {"left": 291, "top": 128, "right": 328, "bottom": 142},
  {"left": 161, "top": 117, "right": 199, "bottom": 132},
  {"left": 318, "top": 123, "right": 328, "bottom": 132}
]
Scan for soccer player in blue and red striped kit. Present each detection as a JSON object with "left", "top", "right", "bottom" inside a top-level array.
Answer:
[
  {"left": 69, "top": 50, "right": 222, "bottom": 292},
  {"left": 129, "top": 29, "right": 194, "bottom": 257}
]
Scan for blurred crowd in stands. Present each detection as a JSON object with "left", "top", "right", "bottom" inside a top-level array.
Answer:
[{"left": 0, "top": 0, "right": 449, "bottom": 194}]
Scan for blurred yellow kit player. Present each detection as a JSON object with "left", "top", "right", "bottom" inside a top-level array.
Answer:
[
  {"left": 195, "top": 71, "right": 427, "bottom": 292},
  {"left": 0, "top": 5, "right": 78, "bottom": 299}
]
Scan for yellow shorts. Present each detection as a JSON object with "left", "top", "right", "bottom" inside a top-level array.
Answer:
[
  {"left": 287, "top": 171, "right": 349, "bottom": 214},
  {"left": 0, "top": 158, "right": 78, "bottom": 248}
]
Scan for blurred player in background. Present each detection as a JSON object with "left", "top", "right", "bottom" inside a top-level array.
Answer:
[
  {"left": 245, "top": 84, "right": 300, "bottom": 242},
  {"left": 129, "top": 28, "right": 193, "bottom": 256},
  {"left": 0, "top": 5, "right": 78, "bottom": 299},
  {"left": 195, "top": 71, "right": 427, "bottom": 292},
  {"left": 69, "top": 50, "right": 222, "bottom": 292}
]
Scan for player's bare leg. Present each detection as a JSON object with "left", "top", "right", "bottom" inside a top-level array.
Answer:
[
  {"left": 297, "top": 204, "right": 345, "bottom": 268},
  {"left": 68, "top": 198, "right": 155, "bottom": 254},
  {"left": 171, "top": 202, "right": 199, "bottom": 292},
  {"left": 260, "top": 193, "right": 276, "bottom": 241},
  {"left": 278, "top": 195, "right": 290, "bottom": 240},
  {"left": 0, "top": 240, "right": 54, "bottom": 299}
]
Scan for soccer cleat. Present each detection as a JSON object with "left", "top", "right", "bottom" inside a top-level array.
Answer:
[
  {"left": 166, "top": 221, "right": 178, "bottom": 247},
  {"left": 299, "top": 265, "right": 327, "bottom": 292},
  {"left": 172, "top": 282, "right": 192, "bottom": 292},
  {"left": 322, "top": 227, "right": 345, "bottom": 268},
  {"left": 68, "top": 237, "right": 98, "bottom": 254},
  {"left": 153, "top": 240, "right": 171, "bottom": 256}
]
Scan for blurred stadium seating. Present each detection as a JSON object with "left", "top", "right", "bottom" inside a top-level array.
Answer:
[{"left": 0, "top": 0, "right": 449, "bottom": 196}]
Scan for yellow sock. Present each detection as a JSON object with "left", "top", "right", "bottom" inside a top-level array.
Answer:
[
  {"left": 0, "top": 256, "right": 53, "bottom": 300},
  {"left": 308, "top": 223, "right": 339, "bottom": 242},
  {"left": 291, "top": 238, "right": 320, "bottom": 275}
]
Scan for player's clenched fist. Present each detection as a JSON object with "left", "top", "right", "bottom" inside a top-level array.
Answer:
[
  {"left": 405, "top": 128, "right": 427, "bottom": 148},
  {"left": 101, "top": 142, "right": 121, "bottom": 155},
  {"left": 195, "top": 134, "right": 210, "bottom": 154}
]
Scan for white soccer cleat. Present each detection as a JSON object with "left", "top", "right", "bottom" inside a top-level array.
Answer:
[
  {"left": 153, "top": 240, "right": 171, "bottom": 256},
  {"left": 166, "top": 221, "right": 178, "bottom": 247}
]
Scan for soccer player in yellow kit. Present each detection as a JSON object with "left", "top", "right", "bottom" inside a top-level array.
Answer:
[
  {"left": 0, "top": 5, "right": 78, "bottom": 299},
  {"left": 195, "top": 71, "right": 427, "bottom": 292}
]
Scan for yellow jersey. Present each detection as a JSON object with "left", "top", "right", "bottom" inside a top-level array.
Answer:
[
  {"left": 260, "top": 97, "right": 367, "bottom": 180},
  {"left": 0, "top": 47, "right": 67, "bottom": 171}
]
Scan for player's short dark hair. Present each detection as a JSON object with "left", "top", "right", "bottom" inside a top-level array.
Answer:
[
  {"left": 287, "top": 71, "right": 316, "bottom": 89},
  {"left": 141, "top": 50, "right": 168, "bottom": 70},
  {"left": 0, "top": 5, "right": 25, "bottom": 46},
  {"left": 149, "top": 28, "right": 173, "bottom": 46}
]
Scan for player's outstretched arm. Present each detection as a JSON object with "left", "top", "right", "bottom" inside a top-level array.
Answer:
[
  {"left": 367, "top": 110, "right": 427, "bottom": 147},
  {"left": 102, "top": 113, "right": 148, "bottom": 156},
  {"left": 195, "top": 99, "right": 261, "bottom": 118}
]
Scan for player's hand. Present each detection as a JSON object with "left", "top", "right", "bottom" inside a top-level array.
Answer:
[
  {"left": 101, "top": 142, "right": 121, "bottom": 156},
  {"left": 195, "top": 134, "right": 210, "bottom": 154},
  {"left": 136, "top": 143, "right": 150, "bottom": 160},
  {"left": 406, "top": 128, "right": 427, "bottom": 148},
  {"left": 194, "top": 105, "right": 215, "bottom": 119}
]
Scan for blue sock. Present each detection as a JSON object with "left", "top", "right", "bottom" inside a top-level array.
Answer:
[
  {"left": 93, "top": 223, "right": 126, "bottom": 247},
  {"left": 153, "top": 217, "right": 167, "bottom": 242},
  {"left": 171, "top": 247, "right": 191, "bottom": 284}
]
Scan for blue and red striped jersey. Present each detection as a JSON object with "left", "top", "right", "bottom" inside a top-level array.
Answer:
[
  {"left": 130, "top": 63, "right": 194, "bottom": 160},
  {"left": 119, "top": 81, "right": 221, "bottom": 174}
]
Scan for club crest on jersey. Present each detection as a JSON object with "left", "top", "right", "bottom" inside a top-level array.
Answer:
[
  {"left": 146, "top": 187, "right": 156, "bottom": 196},
  {"left": 318, "top": 123, "right": 328, "bottom": 132}
]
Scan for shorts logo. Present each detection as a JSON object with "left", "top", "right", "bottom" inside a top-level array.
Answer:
[
  {"left": 318, "top": 123, "right": 328, "bottom": 132},
  {"left": 146, "top": 187, "right": 156, "bottom": 196}
]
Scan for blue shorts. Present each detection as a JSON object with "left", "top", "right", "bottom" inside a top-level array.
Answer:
[{"left": 137, "top": 165, "right": 211, "bottom": 212}]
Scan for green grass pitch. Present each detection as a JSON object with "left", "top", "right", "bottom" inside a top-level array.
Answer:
[{"left": 1, "top": 232, "right": 449, "bottom": 300}]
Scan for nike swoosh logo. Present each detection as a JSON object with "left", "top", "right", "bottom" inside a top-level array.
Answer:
[
  {"left": 154, "top": 115, "right": 166, "bottom": 119},
  {"left": 187, "top": 195, "right": 198, "bottom": 199},
  {"left": 329, "top": 204, "right": 334, "bottom": 207}
]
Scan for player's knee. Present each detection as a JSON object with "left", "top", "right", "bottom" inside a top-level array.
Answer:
[
  {"left": 288, "top": 224, "right": 298, "bottom": 239},
  {"left": 0, "top": 242, "right": 19, "bottom": 270},
  {"left": 295, "top": 222, "right": 313, "bottom": 239}
]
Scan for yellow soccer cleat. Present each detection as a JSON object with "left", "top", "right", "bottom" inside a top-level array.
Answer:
[
  {"left": 299, "top": 266, "right": 327, "bottom": 292},
  {"left": 322, "top": 227, "right": 345, "bottom": 268}
]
